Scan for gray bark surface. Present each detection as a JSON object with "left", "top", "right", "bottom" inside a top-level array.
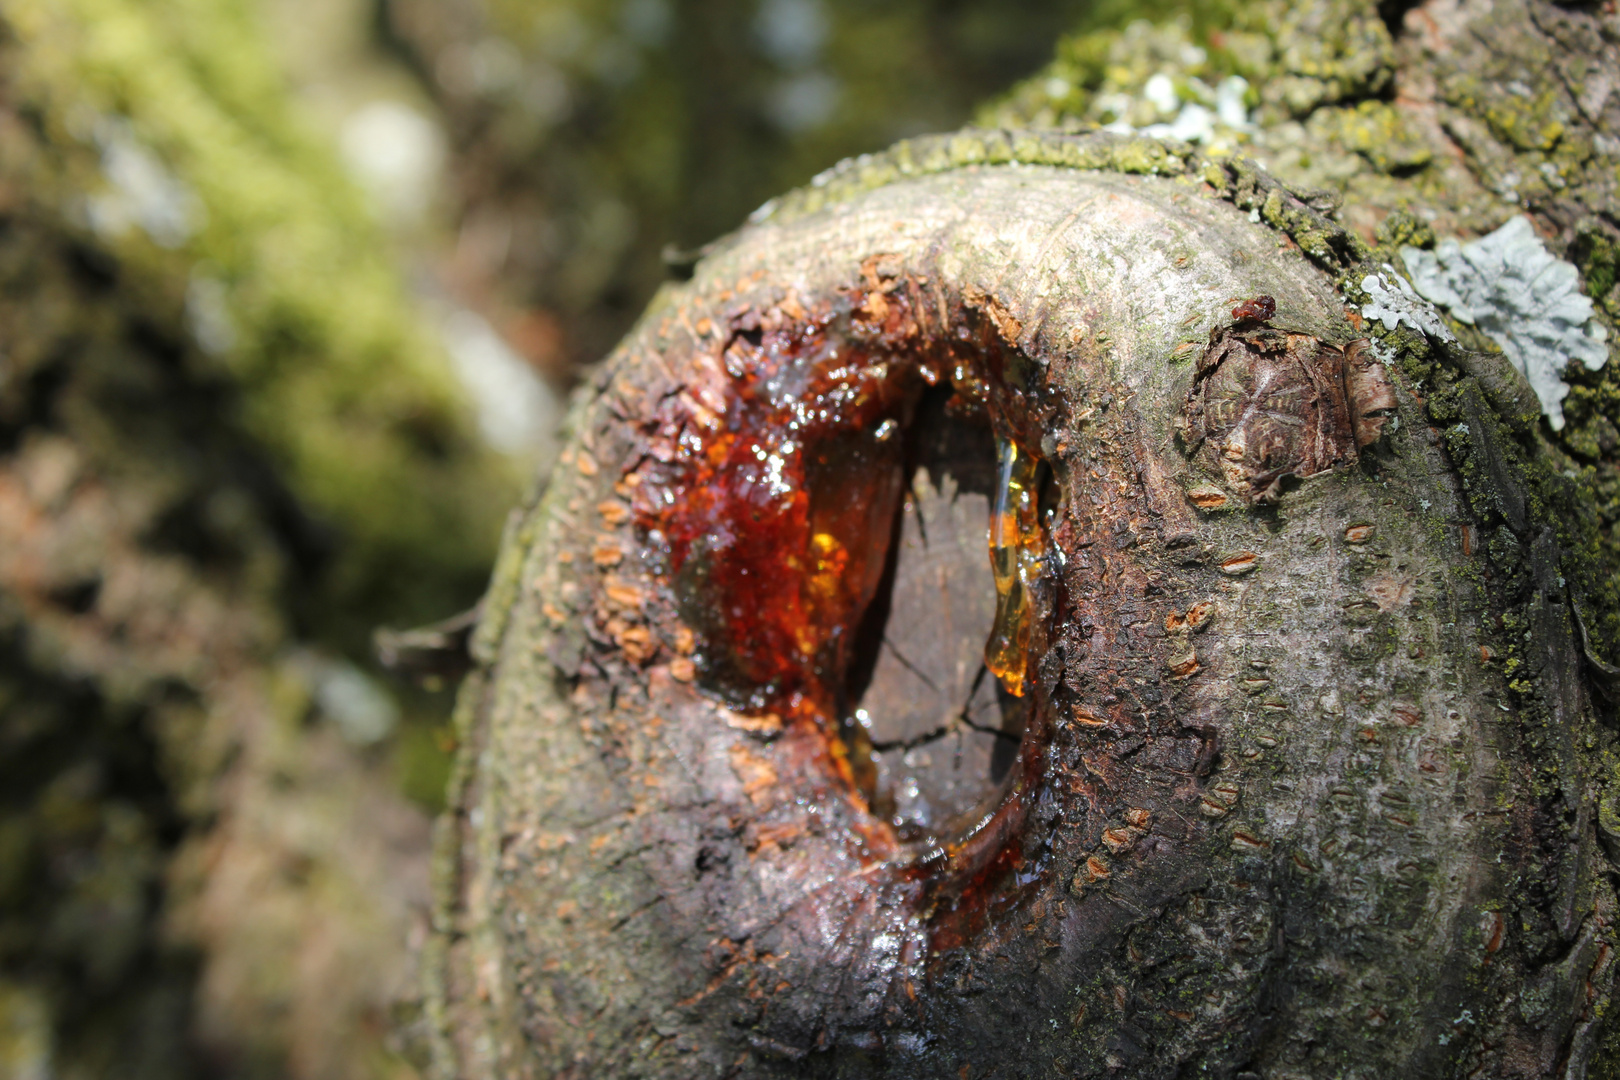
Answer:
[{"left": 429, "top": 136, "right": 1618, "bottom": 1076}]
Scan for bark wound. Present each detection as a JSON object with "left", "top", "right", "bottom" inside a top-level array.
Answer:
[
  {"left": 628, "top": 269, "right": 1049, "bottom": 870},
  {"left": 1178, "top": 326, "right": 1390, "bottom": 504},
  {"left": 439, "top": 164, "right": 1601, "bottom": 1079}
]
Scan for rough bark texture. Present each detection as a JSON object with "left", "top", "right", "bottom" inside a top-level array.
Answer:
[
  {"left": 986, "top": 0, "right": 1620, "bottom": 634},
  {"left": 431, "top": 1, "right": 1620, "bottom": 1074}
]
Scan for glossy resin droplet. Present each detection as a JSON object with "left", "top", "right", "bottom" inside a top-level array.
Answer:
[{"left": 984, "top": 438, "right": 1043, "bottom": 697}]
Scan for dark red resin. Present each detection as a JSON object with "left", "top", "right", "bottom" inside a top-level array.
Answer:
[
  {"left": 1231, "top": 294, "right": 1277, "bottom": 322},
  {"left": 627, "top": 283, "right": 1057, "bottom": 941},
  {"left": 633, "top": 304, "right": 929, "bottom": 715}
]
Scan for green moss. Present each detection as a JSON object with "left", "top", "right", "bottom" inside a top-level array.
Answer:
[
  {"left": 1572, "top": 221, "right": 1620, "bottom": 321},
  {"left": 1218, "top": 155, "right": 1369, "bottom": 270},
  {"left": 1340, "top": 215, "right": 1620, "bottom": 806},
  {"left": 1479, "top": 83, "right": 1567, "bottom": 154},
  {"left": 751, "top": 129, "right": 1197, "bottom": 230},
  {"left": 1555, "top": 223, "right": 1620, "bottom": 669},
  {"left": 1429, "top": 361, "right": 1615, "bottom": 722},
  {"left": 6, "top": 0, "right": 520, "bottom": 642},
  {"left": 978, "top": 0, "right": 1402, "bottom": 138},
  {"left": 1598, "top": 754, "right": 1620, "bottom": 846}
]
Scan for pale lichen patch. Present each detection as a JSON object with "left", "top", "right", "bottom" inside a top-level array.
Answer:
[
  {"left": 1359, "top": 269, "right": 1454, "bottom": 342},
  {"left": 1401, "top": 217, "right": 1610, "bottom": 429}
]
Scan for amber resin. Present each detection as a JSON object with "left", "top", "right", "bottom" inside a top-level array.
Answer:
[
  {"left": 630, "top": 282, "right": 1054, "bottom": 888},
  {"left": 983, "top": 437, "right": 1044, "bottom": 697},
  {"left": 634, "top": 287, "right": 1042, "bottom": 710},
  {"left": 633, "top": 303, "right": 928, "bottom": 719}
]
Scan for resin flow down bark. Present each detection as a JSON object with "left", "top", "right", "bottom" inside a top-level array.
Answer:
[{"left": 429, "top": 143, "right": 1617, "bottom": 1079}]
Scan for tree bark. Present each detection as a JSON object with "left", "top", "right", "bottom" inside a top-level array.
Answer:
[{"left": 431, "top": 1, "right": 1620, "bottom": 1077}]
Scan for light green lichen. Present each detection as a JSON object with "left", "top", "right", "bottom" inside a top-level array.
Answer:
[{"left": 1401, "top": 217, "right": 1609, "bottom": 430}]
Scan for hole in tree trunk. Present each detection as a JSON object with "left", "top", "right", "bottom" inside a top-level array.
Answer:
[
  {"left": 839, "top": 386, "right": 1030, "bottom": 848},
  {"left": 636, "top": 289, "right": 1056, "bottom": 870}
]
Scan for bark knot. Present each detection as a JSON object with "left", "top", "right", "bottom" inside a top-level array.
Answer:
[{"left": 1177, "top": 327, "right": 1391, "bottom": 504}]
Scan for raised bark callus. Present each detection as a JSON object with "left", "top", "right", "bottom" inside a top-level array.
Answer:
[{"left": 432, "top": 144, "right": 1614, "bottom": 1077}]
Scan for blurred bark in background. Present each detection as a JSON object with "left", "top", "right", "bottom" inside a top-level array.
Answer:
[
  {"left": 375, "top": 0, "right": 1134, "bottom": 378},
  {"left": 0, "top": 1, "right": 527, "bottom": 1076}
]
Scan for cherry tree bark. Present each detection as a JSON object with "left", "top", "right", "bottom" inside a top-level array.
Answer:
[{"left": 427, "top": 2, "right": 1620, "bottom": 1076}]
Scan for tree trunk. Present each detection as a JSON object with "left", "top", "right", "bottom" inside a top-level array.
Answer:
[{"left": 429, "top": 1, "right": 1620, "bottom": 1077}]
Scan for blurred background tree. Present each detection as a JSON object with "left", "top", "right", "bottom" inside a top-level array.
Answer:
[{"left": 371, "top": 0, "right": 1133, "bottom": 375}]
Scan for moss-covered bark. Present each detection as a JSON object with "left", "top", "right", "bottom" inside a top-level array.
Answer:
[
  {"left": 987, "top": 0, "right": 1620, "bottom": 663},
  {"left": 433, "top": 0, "right": 1620, "bottom": 1076},
  {"left": 0, "top": 1, "right": 523, "bottom": 1077}
]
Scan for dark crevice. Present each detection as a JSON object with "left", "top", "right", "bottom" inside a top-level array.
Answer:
[
  {"left": 838, "top": 476, "right": 906, "bottom": 721},
  {"left": 48, "top": 575, "right": 102, "bottom": 614},
  {"left": 0, "top": 357, "right": 72, "bottom": 454},
  {"left": 64, "top": 238, "right": 120, "bottom": 291},
  {"left": 0, "top": 630, "right": 209, "bottom": 1077},
  {"left": 870, "top": 695, "right": 1023, "bottom": 755},
  {"left": 1377, "top": 0, "right": 1423, "bottom": 37},
  {"left": 877, "top": 636, "right": 941, "bottom": 694}
]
